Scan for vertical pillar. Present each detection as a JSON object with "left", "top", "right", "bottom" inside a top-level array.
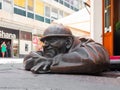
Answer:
[{"left": 90, "top": 0, "right": 102, "bottom": 44}]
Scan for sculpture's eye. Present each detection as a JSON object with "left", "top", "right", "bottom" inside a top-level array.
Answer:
[{"left": 43, "top": 41, "right": 49, "bottom": 47}]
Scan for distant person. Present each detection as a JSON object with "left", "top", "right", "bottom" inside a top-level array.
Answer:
[
  {"left": 6, "top": 41, "right": 11, "bottom": 57},
  {"left": 1, "top": 41, "right": 7, "bottom": 58}
]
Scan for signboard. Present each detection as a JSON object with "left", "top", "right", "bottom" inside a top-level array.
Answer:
[
  {"left": 33, "top": 36, "right": 39, "bottom": 44},
  {"left": 0, "top": 27, "right": 19, "bottom": 39}
]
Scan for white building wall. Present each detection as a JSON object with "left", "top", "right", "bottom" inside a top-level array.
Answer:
[{"left": 91, "top": 0, "right": 102, "bottom": 44}]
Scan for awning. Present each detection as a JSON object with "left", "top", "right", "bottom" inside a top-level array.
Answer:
[{"left": 53, "top": 8, "right": 90, "bottom": 37}]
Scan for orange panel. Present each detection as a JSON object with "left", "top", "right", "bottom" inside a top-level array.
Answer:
[{"left": 103, "top": 32, "right": 112, "bottom": 56}]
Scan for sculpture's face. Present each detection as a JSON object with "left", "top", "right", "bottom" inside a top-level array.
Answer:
[{"left": 42, "top": 37, "right": 68, "bottom": 58}]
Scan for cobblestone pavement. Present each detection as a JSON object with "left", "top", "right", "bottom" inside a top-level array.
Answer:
[{"left": 0, "top": 59, "right": 120, "bottom": 90}]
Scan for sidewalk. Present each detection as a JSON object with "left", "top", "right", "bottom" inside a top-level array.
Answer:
[
  {"left": 0, "top": 58, "right": 23, "bottom": 64},
  {"left": 0, "top": 58, "right": 120, "bottom": 90}
]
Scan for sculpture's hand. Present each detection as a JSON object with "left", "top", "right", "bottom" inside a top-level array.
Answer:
[
  {"left": 31, "top": 59, "right": 52, "bottom": 74},
  {"left": 24, "top": 51, "right": 52, "bottom": 73},
  {"left": 24, "top": 51, "right": 46, "bottom": 70}
]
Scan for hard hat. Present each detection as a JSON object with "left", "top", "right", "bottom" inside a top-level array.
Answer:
[{"left": 40, "top": 24, "right": 73, "bottom": 41}]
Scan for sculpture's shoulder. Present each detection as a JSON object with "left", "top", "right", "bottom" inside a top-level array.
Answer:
[{"left": 78, "top": 37, "right": 95, "bottom": 43}]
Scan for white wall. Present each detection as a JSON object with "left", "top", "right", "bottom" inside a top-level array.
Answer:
[
  {"left": 91, "top": 0, "right": 102, "bottom": 44},
  {"left": 19, "top": 40, "right": 32, "bottom": 55}
]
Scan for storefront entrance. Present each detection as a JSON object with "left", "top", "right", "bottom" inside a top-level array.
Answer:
[
  {"left": 103, "top": 0, "right": 120, "bottom": 56},
  {"left": 0, "top": 38, "right": 12, "bottom": 57}
]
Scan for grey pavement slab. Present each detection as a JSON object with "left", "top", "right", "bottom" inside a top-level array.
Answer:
[{"left": 0, "top": 63, "right": 120, "bottom": 90}]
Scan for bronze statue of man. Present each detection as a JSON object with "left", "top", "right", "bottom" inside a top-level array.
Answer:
[{"left": 23, "top": 24, "right": 110, "bottom": 74}]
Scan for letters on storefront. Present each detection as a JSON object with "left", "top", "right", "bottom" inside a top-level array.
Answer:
[
  {"left": 0, "top": 27, "right": 19, "bottom": 39},
  {"left": 0, "top": 30, "right": 16, "bottom": 39}
]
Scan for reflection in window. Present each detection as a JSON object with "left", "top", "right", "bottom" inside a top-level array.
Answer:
[
  {"left": 51, "top": 8, "right": 58, "bottom": 19},
  {"left": 104, "top": 0, "right": 111, "bottom": 33},
  {"left": 35, "top": 14, "right": 44, "bottom": 22},
  {"left": 14, "top": 7, "right": 26, "bottom": 16},
  {"left": 27, "top": 0, "right": 34, "bottom": 11},
  {"left": 45, "top": 6, "right": 50, "bottom": 17},
  {"left": 13, "top": 39, "right": 19, "bottom": 57},
  {"left": 0, "top": 3, "right": 1, "bottom": 9},
  {"left": 14, "top": 0, "right": 26, "bottom": 8},
  {"left": 35, "top": 0, "right": 44, "bottom": 15},
  {"left": 3, "top": 0, "right": 12, "bottom": 3},
  {"left": 59, "top": 10, "right": 63, "bottom": 19},
  {"left": 27, "top": 12, "right": 34, "bottom": 19}
]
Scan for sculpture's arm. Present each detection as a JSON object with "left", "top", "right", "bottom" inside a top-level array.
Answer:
[{"left": 50, "top": 43, "right": 110, "bottom": 74}]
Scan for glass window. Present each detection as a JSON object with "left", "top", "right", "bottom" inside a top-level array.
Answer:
[
  {"left": 45, "top": 6, "right": 50, "bottom": 17},
  {"left": 64, "top": 1, "right": 69, "bottom": 8},
  {"left": 45, "top": 18, "right": 50, "bottom": 24},
  {"left": 27, "top": 0, "right": 34, "bottom": 11},
  {"left": 3, "top": 0, "right": 13, "bottom": 13},
  {"left": 73, "top": 0, "right": 79, "bottom": 8},
  {"left": 3, "top": 0, "right": 12, "bottom": 3},
  {"left": 69, "top": 0, "right": 73, "bottom": 4},
  {"left": 51, "top": 8, "right": 58, "bottom": 19},
  {"left": 27, "top": 12, "right": 34, "bottom": 19},
  {"left": 104, "top": 0, "right": 111, "bottom": 29},
  {"left": 54, "top": 0, "right": 58, "bottom": 2},
  {"left": 58, "top": 10, "right": 63, "bottom": 19},
  {"left": 14, "top": 0, "right": 26, "bottom": 8},
  {"left": 0, "top": 3, "right": 2, "bottom": 9},
  {"left": 65, "top": 0, "right": 69, "bottom": 3},
  {"left": 59, "top": 0, "right": 63, "bottom": 4},
  {"left": 35, "top": 14, "right": 44, "bottom": 22},
  {"left": 35, "top": 0, "right": 44, "bottom": 15},
  {"left": 14, "top": 7, "right": 26, "bottom": 16},
  {"left": 13, "top": 39, "right": 19, "bottom": 57}
]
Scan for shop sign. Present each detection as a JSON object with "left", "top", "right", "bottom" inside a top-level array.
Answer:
[
  {"left": 0, "top": 30, "right": 16, "bottom": 39},
  {"left": 0, "top": 27, "right": 19, "bottom": 39}
]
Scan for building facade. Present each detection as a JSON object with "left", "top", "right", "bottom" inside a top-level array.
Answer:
[
  {"left": 0, "top": 0, "right": 83, "bottom": 58},
  {"left": 90, "top": 0, "right": 120, "bottom": 56}
]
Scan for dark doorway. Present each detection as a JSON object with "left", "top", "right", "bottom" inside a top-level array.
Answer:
[
  {"left": 113, "top": 0, "right": 120, "bottom": 55},
  {"left": 0, "top": 38, "right": 12, "bottom": 57}
]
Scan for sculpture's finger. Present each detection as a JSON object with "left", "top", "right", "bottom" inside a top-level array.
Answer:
[
  {"left": 31, "top": 62, "right": 45, "bottom": 73},
  {"left": 24, "top": 57, "right": 34, "bottom": 70}
]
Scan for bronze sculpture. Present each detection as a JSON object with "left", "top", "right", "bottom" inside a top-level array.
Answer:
[{"left": 23, "top": 24, "right": 110, "bottom": 74}]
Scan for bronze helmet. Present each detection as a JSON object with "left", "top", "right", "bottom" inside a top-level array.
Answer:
[{"left": 40, "top": 24, "right": 73, "bottom": 41}]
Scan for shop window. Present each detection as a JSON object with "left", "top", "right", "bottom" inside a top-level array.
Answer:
[
  {"left": 45, "top": 6, "right": 50, "bottom": 18},
  {"left": 35, "top": 14, "right": 44, "bottom": 22},
  {"left": 14, "top": 0, "right": 26, "bottom": 8},
  {"left": 45, "top": 18, "right": 50, "bottom": 24},
  {"left": 0, "top": 3, "right": 1, "bottom": 9},
  {"left": 35, "top": 0, "right": 44, "bottom": 16},
  {"left": 20, "top": 31, "right": 32, "bottom": 40},
  {"left": 13, "top": 39, "right": 19, "bottom": 57},
  {"left": 27, "top": 12, "right": 34, "bottom": 19},
  {"left": 27, "top": 0, "right": 34, "bottom": 11},
  {"left": 14, "top": 7, "right": 26, "bottom": 16}
]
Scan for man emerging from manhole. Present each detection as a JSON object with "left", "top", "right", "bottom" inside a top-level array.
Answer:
[{"left": 23, "top": 24, "right": 110, "bottom": 74}]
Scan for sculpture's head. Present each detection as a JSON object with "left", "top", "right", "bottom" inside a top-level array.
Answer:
[{"left": 40, "top": 24, "right": 74, "bottom": 57}]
